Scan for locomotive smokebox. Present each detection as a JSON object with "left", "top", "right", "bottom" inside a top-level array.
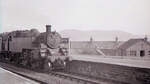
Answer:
[{"left": 46, "top": 25, "right": 51, "bottom": 33}]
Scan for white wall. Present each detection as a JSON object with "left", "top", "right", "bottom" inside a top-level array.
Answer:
[{"left": 127, "top": 41, "right": 150, "bottom": 57}]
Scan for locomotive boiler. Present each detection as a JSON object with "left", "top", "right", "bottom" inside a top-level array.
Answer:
[{"left": 0, "top": 25, "right": 69, "bottom": 71}]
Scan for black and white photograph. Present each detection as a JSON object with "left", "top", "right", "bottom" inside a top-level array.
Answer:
[{"left": 0, "top": 0, "right": 150, "bottom": 84}]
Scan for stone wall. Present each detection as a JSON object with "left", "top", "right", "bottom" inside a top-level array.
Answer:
[{"left": 66, "top": 60, "right": 150, "bottom": 84}]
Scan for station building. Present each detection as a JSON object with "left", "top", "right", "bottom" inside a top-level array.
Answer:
[
  {"left": 70, "top": 37, "right": 150, "bottom": 57},
  {"left": 116, "top": 37, "right": 150, "bottom": 57}
]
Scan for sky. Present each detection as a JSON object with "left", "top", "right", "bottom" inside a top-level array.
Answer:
[{"left": 1, "top": 0, "right": 150, "bottom": 35}]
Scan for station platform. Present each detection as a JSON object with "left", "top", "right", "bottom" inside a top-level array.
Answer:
[
  {"left": 0, "top": 67, "right": 39, "bottom": 84},
  {"left": 67, "top": 55, "right": 150, "bottom": 84},
  {"left": 70, "top": 55, "right": 150, "bottom": 69}
]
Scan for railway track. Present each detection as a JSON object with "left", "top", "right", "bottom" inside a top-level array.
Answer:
[
  {"left": 0, "top": 62, "right": 114, "bottom": 84},
  {"left": 49, "top": 71, "right": 101, "bottom": 84},
  {"left": 0, "top": 61, "right": 125, "bottom": 84}
]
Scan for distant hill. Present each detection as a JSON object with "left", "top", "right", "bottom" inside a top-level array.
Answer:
[{"left": 59, "top": 29, "right": 150, "bottom": 41}]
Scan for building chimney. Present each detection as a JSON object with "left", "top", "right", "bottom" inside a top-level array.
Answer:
[
  {"left": 115, "top": 36, "right": 118, "bottom": 42},
  {"left": 144, "top": 35, "right": 148, "bottom": 41},
  {"left": 90, "top": 37, "right": 93, "bottom": 43},
  {"left": 90, "top": 37, "right": 93, "bottom": 42},
  {"left": 46, "top": 25, "right": 51, "bottom": 33}
]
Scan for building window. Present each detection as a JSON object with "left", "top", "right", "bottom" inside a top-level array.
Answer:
[
  {"left": 140, "top": 50, "right": 145, "bottom": 57},
  {"left": 130, "top": 51, "right": 136, "bottom": 56},
  {"left": 148, "top": 51, "right": 150, "bottom": 55}
]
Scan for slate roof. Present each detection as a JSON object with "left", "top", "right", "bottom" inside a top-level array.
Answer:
[
  {"left": 70, "top": 41, "right": 124, "bottom": 55},
  {"left": 94, "top": 41, "right": 124, "bottom": 49},
  {"left": 100, "top": 49, "right": 116, "bottom": 56},
  {"left": 70, "top": 41, "right": 101, "bottom": 55},
  {"left": 70, "top": 41, "right": 124, "bottom": 49},
  {"left": 70, "top": 48, "right": 102, "bottom": 55},
  {"left": 118, "top": 38, "right": 150, "bottom": 50}
]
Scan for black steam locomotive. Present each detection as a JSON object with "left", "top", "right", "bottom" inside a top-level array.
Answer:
[{"left": 0, "top": 25, "right": 70, "bottom": 71}]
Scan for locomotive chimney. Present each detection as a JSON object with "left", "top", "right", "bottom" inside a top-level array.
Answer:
[{"left": 46, "top": 25, "right": 51, "bottom": 33}]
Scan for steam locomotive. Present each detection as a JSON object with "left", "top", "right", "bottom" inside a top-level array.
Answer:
[{"left": 0, "top": 25, "right": 69, "bottom": 71}]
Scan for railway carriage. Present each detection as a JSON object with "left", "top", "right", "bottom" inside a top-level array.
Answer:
[{"left": 0, "top": 25, "right": 70, "bottom": 71}]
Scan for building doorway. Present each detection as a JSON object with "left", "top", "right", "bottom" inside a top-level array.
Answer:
[{"left": 140, "top": 50, "right": 145, "bottom": 57}]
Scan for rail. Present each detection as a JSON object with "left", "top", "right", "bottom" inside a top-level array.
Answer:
[
  {"left": 0, "top": 61, "right": 103, "bottom": 84},
  {"left": 49, "top": 71, "right": 101, "bottom": 84}
]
